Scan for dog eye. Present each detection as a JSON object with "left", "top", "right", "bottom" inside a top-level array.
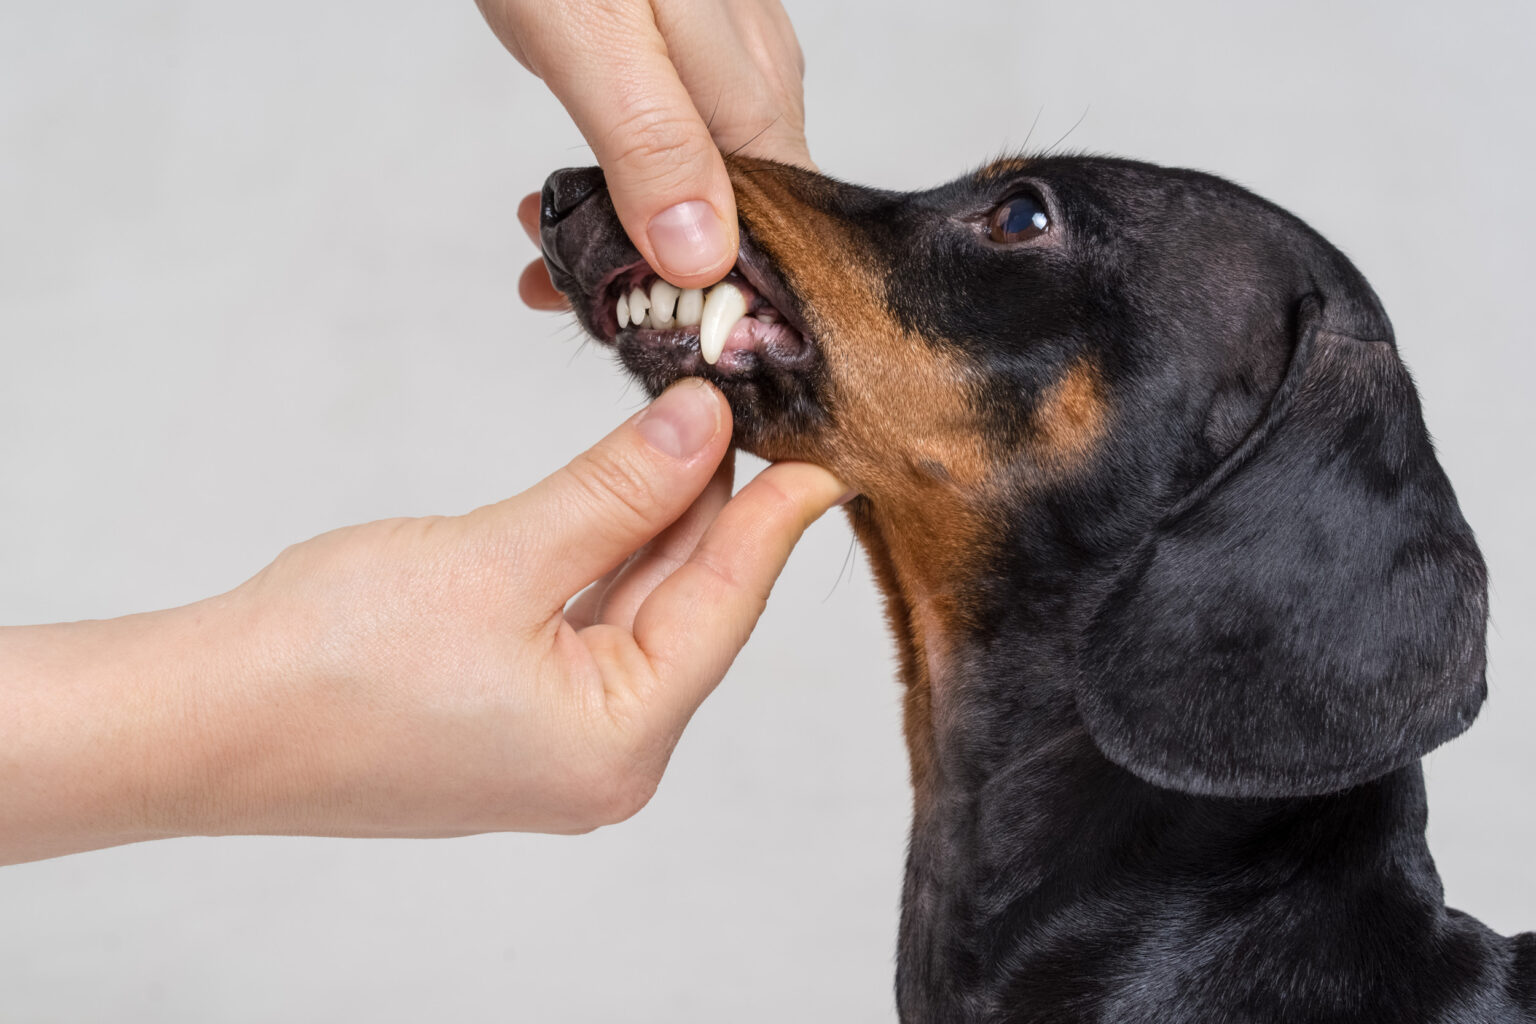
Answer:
[{"left": 989, "top": 193, "right": 1050, "bottom": 243}]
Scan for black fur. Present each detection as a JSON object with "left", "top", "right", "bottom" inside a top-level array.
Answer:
[
  {"left": 540, "top": 155, "right": 1528, "bottom": 1023},
  {"left": 1079, "top": 293, "right": 1488, "bottom": 799}
]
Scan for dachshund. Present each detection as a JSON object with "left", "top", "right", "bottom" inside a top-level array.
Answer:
[{"left": 537, "top": 154, "right": 1534, "bottom": 1023}]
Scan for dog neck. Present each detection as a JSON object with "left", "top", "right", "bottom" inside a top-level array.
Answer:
[{"left": 850, "top": 509, "right": 1472, "bottom": 1023}]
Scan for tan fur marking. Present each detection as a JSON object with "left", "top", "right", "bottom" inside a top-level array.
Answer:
[
  {"left": 1031, "top": 360, "right": 1107, "bottom": 469},
  {"left": 730, "top": 159, "right": 995, "bottom": 801},
  {"left": 855, "top": 517, "right": 936, "bottom": 805},
  {"left": 977, "top": 157, "right": 1032, "bottom": 181},
  {"left": 722, "top": 158, "right": 1106, "bottom": 810},
  {"left": 728, "top": 160, "right": 996, "bottom": 592}
]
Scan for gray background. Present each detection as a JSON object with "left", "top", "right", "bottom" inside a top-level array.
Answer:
[{"left": 2, "top": 1, "right": 1532, "bottom": 1021}]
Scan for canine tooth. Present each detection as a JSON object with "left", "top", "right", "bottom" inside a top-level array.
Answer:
[
  {"left": 676, "top": 288, "right": 704, "bottom": 327},
  {"left": 628, "top": 287, "right": 650, "bottom": 329},
  {"left": 616, "top": 292, "right": 630, "bottom": 329},
  {"left": 699, "top": 281, "right": 747, "bottom": 365},
  {"left": 756, "top": 313, "right": 776, "bottom": 324},
  {"left": 649, "top": 281, "right": 679, "bottom": 328}
]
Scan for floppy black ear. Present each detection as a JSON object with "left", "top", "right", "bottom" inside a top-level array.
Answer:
[{"left": 1077, "top": 295, "right": 1488, "bottom": 798}]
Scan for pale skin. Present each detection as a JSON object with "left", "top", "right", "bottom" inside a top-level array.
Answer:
[
  {"left": 475, "top": 0, "right": 815, "bottom": 306},
  {"left": 0, "top": 0, "right": 835, "bottom": 866}
]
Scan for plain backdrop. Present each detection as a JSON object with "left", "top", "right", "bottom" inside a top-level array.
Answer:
[{"left": 2, "top": 2, "right": 1532, "bottom": 1021}]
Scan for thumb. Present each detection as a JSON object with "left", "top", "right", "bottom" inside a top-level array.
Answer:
[
  {"left": 507, "top": 380, "right": 731, "bottom": 614},
  {"left": 529, "top": 7, "right": 738, "bottom": 288}
]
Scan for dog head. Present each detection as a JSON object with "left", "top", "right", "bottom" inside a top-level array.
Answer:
[{"left": 540, "top": 155, "right": 1488, "bottom": 800}]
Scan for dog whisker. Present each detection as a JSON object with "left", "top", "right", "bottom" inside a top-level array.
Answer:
[
  {"left": 727, "top": 115, "right": 782, "bottom": 159},
  {"left": 823, "top": 530, "right": 859, "bottom": 603},
  {"left": 1041, "top": 106, "right": 1091, "bottom": 158},
  {"left": 1020, "top": 105, "right": 1045, "bottom": 155}
]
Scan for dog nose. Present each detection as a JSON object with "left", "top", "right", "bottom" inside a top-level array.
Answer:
[{"left": 541, "top": 166, "right": 607, "bottom": 226}]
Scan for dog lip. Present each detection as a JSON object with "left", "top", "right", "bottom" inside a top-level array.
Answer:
[{"left": 733, "top": 229, "right": 812, "bottom": 340}]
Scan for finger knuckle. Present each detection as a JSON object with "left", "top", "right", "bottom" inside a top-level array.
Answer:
[
  {"left": 752, "top": 475, "right": 803, "bottom": 525},
  {"left": 689, "top": 549, "right": 745, "bottom": 598},
  {"left": 603, "top": 105, "right": 709, "bottom": 182},
  {"left": 567, "top": 447, "right": 663, "bottom": 530}
]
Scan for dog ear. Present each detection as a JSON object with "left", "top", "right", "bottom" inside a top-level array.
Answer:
[{"left": 1076, "top": 295, "right": 1488, "bottom": 798}]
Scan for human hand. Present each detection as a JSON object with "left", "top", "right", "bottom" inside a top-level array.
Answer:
[
  {"left": 0, "top": 381, "right": 846, "bottom": 863},
  {"left": 474, "top": 0, "right": 811, "bottom": 308}
]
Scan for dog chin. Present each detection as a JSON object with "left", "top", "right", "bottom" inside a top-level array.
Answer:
[{"left": 613, "top": 336, "right": 830, "bottom": 463}]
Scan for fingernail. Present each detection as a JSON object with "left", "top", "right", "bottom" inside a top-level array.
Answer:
[
  {"left": 834, "top": 488, "right": 861, "bottom": 507},
  {"left": 646, "top": 201, "right": 729, "bottom": 279},
  {"left": 637, "top": 380, "right": 720, "bottom": 459}
]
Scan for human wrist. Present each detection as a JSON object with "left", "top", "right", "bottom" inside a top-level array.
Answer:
[
  {"left": 62, "top": 588, "right": 312, "bottom": 853},
  {"left": 129, "top": 589, "right": 300, "bottom": 842},
  {"left": 142, "top": 577, "right": 376, "bottom": 843}
]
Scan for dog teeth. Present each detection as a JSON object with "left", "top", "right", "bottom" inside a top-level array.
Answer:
[
  {"left": 649, "top": 281, "right": 679, "bottom": 328},
  {"left": 699, "top": 281, "right": 747, "bottom": 365},
  {"left": 612, "top": 283, "right": 717, "bottom": 336},
  {"left": 676, "top": 287, "right": 704, "bottom": 327},
  {"left": 628, "top": 287, "right": 651, "bottom": 329}
]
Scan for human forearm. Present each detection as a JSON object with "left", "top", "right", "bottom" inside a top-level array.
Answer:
[{"left": 0, "top": 600, "right": 244, "bottom": 864}]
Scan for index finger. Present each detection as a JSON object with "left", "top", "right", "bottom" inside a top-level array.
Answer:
[{"left": 518, "top": 3, "right": 739, "bottom": 287}]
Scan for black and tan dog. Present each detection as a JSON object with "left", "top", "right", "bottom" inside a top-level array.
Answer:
[{"left": 538, "top": 156, "right": 1533, "bottom": 1023}]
